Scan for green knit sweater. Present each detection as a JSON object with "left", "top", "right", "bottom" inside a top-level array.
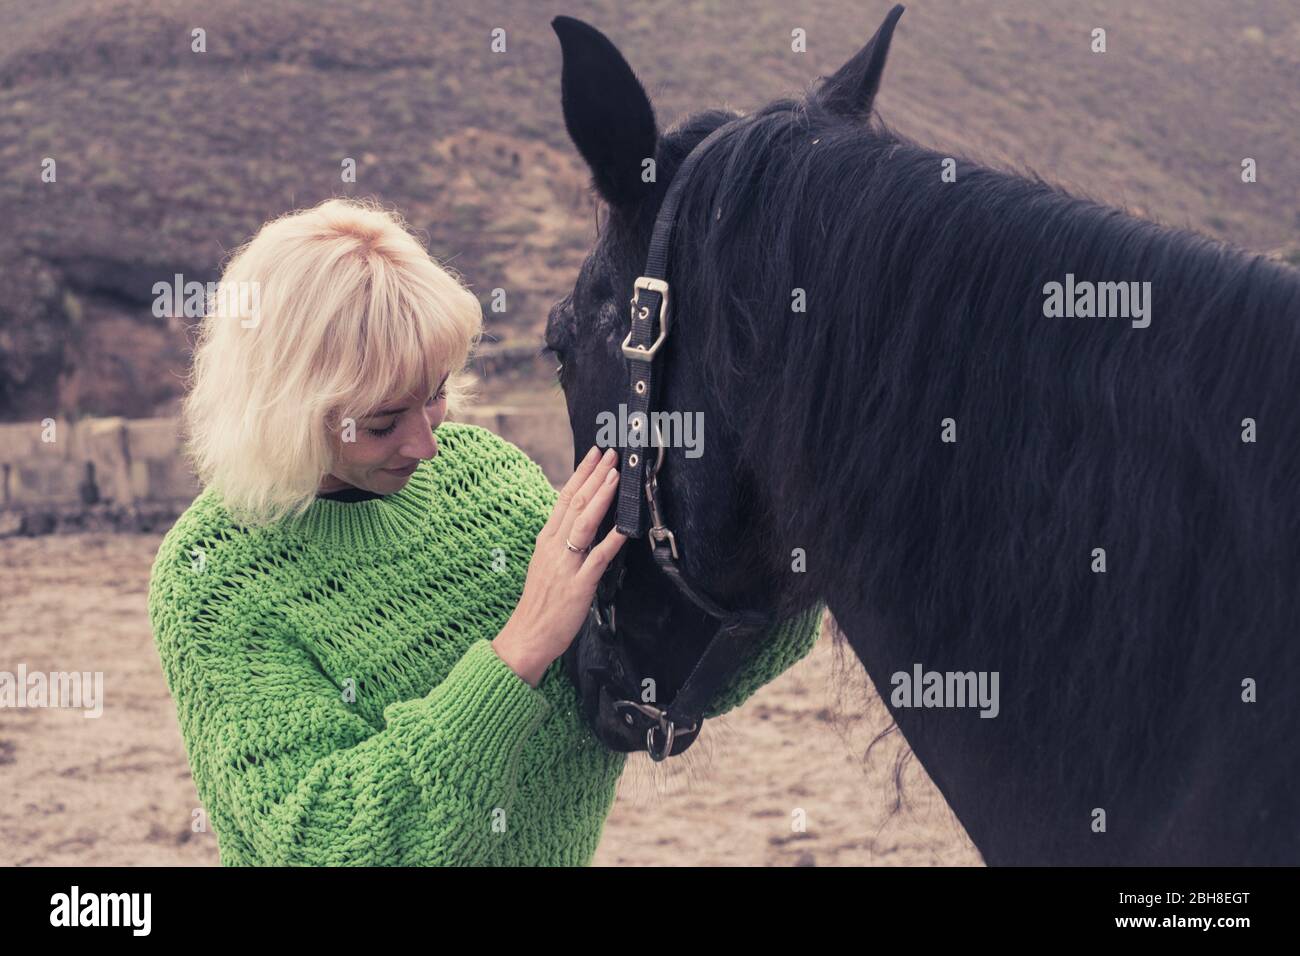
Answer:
[{"left": 147, "top": 421, "right": 824, "bottom": 866}]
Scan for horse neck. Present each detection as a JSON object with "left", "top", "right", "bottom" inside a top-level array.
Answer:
[
  {"left": 691, "top": 127, "right": 1300, "bottom": 866},
  {"left": 722, "top": 142, "right": 1300, "bottom": 627}
]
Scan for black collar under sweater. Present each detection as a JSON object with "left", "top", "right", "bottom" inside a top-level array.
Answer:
[{"left": 316, "top": 486, "right": 388, "bottom": 503}]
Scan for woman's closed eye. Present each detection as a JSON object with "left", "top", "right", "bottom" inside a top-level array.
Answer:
[{"left": 366, "top": 386, "right": 446, "bottom": 436}]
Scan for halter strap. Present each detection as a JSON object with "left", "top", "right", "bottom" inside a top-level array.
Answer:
[
  {"left": 615, "top": 113, "right": 756, "bottom": 537},
  {"left": 593, "top": 112, "right": 778, "bottom": 760}
]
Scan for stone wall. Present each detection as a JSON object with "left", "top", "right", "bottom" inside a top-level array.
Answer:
[{"left": 0, "top": 408, "right": 573, "bottom": 536}]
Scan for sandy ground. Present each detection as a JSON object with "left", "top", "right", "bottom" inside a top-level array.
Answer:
[{"left": 0, "top": 533, "right": 981, "bottom": 866}]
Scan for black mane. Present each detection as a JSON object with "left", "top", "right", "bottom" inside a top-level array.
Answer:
[{"left": 656, "top": 95, "right": 1300, "bottom": 815}]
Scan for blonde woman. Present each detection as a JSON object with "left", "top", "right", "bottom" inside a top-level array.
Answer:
[{"left": 147, "top": 197, "right": 824, "bottom": 866}]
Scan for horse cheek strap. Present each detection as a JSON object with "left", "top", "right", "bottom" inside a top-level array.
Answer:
[{"left": 594, "top": 114, "right": 778, "bottom": 761}]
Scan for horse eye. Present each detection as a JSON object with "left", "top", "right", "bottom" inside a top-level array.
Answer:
[{"left": 540, "top": 342, "right": 566, "bottom": 380}]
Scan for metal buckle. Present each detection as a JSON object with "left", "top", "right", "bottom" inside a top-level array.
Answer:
[
  {"left": 612, "top": 699, "right": 699, "bottom": 762},
  {"left": 648, "top": 525, "right": 679, "bottom": 560},
  {"left": 621, "top": 276, "right": 670, "bottom": 362},
  {"left": 644, "top": 463, "right": 679, "bottom": 560},
  {"left": 647, "top": 723, "right": 676, "bottom": 762}
]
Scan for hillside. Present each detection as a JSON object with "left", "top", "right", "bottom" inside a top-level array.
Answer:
[{"left": 1, "top": 0, "right": 1296, "bottom": 419}]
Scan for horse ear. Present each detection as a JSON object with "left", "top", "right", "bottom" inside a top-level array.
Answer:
[
  {"left": 815, "top": 4, "right": 905, "bottom": 120},
  {"left": 552, "top": 16, "right": 659, "bottom": 210}
]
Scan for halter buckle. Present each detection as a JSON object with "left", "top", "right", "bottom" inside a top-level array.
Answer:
[
  {"left": 612, "top": 698, "right": 699, "bottom": 762},
  {"left": 648, "top": 525, "right": 679, "bottom": 560},
  {"left": 644, "top": 466, "right": 679, "bottom": 559},
  {"left": 621, "top": 276, "right": 670, "bottom": 361}
]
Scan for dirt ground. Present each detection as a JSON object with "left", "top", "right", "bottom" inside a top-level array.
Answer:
[{"left": 0, "top": 533, "right": 981, "bottom": 866}]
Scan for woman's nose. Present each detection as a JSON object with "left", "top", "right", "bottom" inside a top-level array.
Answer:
[{"left": 400, "top": 419, "right": 438, "bottom": 461}]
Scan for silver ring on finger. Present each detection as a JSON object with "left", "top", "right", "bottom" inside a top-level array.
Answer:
[{"left": 564, "top": 536, "right": 592, "bottom": 554}]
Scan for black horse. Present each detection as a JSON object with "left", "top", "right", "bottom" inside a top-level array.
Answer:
[{"left": 547, "top": 7, "right": 1299, "bottom": 865}]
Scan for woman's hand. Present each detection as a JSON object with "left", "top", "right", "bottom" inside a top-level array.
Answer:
[{"left": 492, "top": 445, "right": 628, "bottom": 686}]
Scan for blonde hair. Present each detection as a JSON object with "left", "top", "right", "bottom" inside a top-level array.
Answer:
[{"left": 181, "top": 197, "right": 484, "bottom": 528}]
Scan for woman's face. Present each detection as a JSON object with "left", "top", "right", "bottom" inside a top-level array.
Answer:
[{"left": 319, "top": 372, "right": 449, "bottom": 495}]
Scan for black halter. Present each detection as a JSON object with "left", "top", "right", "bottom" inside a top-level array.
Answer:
[{"left": 588, "top": 113, "right": 775, "bottom": 761}]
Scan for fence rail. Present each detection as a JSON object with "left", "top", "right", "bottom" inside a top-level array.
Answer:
[{"left": 0, "top": 408, "right": 573, "bottom": 536}]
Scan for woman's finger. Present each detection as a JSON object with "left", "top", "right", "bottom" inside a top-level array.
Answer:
[
  {"left": 566, "top": 454, "right": 621, "bottom": 549},
  {"left": 539, "top": 444, "right": 603, "bottom": 540},
  {"left": 580, "top": 523, "right": 629, "bottom": 583},
  {"left": 562, "top": 449, "right": 618, "bottom": 546}
]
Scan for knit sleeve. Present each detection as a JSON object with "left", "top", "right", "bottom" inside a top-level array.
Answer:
[
  {"left": 701, "top": 603, "right": 825, "bottom": 719},
  {"left": 150, "top": 585, "right": 550, "bottom": 866}
]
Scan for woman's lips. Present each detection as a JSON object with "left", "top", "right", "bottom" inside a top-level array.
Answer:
[{"left": 383, "top": 461, "right": 419, "bottom": 476}]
